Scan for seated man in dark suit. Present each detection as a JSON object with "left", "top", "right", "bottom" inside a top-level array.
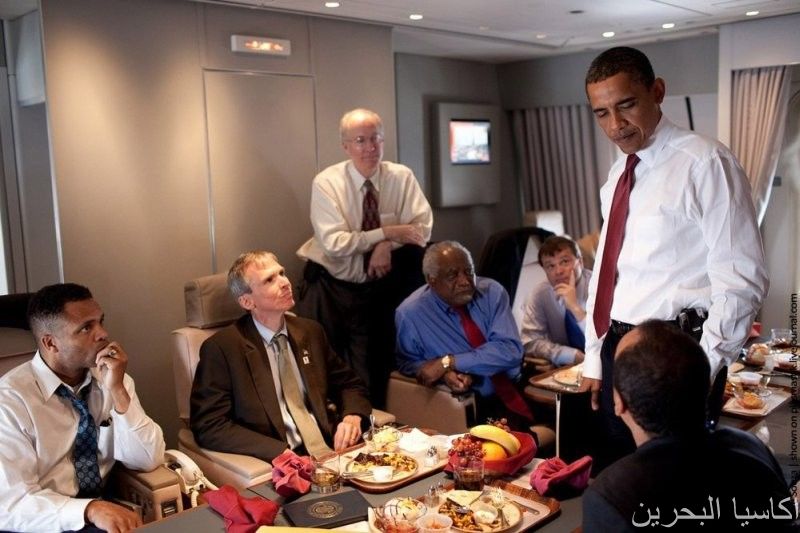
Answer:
[
  {"left": 583, "top": 320, "right": 795, "bottom": 532},
  {"left": 395, "top": 241, "right": 532, "bottom": 426},
  {"left": 191, "top": 250, "right": 371, "bottom": 461}
]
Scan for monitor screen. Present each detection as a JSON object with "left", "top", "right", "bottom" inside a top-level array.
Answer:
[{"left": 449, "top": 120, "right": 491, "bottom": 165}]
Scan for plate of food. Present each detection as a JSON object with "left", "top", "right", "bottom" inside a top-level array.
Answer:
[
  {"left": 373, "top": 497, "right": 427, "bottom": 532},
  {"left": 345, "top": 452, "right": 418, "bottom": 484},
  {"left": 774, "top": 351, "right": 799, "bottom": 371},
  {"left": 438, "top": 490, "right": 522, "bottom": 533},
  {"left": 552, "top": 365, "right": 583, "bottom": 387}
]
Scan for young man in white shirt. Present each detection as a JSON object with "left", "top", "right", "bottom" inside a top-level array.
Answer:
[{"left": 0, "top": 283, "right": 165, "bottom": 533}]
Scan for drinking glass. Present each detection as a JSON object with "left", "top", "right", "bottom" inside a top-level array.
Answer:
[
  {"left": 770, "top": 328, "right": 793, "bottom": 350},
  {"left": 311, "top": 452, "right": 340, "bottom": 493},
  {"left": 454, "top": 457, "right": 484, "bottom": 491}
]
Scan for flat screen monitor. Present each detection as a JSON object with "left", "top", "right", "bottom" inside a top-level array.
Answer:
[{"left": 449, "top": 120, "right": 491, "bottom": 165}]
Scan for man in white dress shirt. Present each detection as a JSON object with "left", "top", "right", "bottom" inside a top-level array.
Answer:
[
  {"left": 296, "top": 108, "right": 433, "bottom": 406},
  {"left": 520, "top": 236, "right": 591, "bottom": 367},
  {"left": 0, "top": 283, "right": 165, "bottom": 533},
  {"left": 580, "top": 47, "right": 768, "bottom": 470}
]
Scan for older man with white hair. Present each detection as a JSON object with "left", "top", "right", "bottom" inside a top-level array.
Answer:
[{"left": 296, "top": 108, "right": 433, "bottom": 407}]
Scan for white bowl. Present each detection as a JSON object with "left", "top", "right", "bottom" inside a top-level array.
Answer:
[{"left": 371, "top": 465, "right": 393, "bottom": 482}]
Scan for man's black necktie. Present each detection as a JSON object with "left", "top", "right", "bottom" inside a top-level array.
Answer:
[{"left": 56, "top": 384, "right": 102, "bottom": 497}]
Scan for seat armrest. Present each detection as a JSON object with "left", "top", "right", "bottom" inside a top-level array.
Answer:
[{"left": 109, "top": 465, "right": 183, "bottom": 523}]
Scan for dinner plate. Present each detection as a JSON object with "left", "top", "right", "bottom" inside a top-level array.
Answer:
[
  {"left": 344, "top": 452, "right": 418, "bottom": 485},
  {"left": 438, "top": 493, "right": 522, "bottom": 533},
  {"left": 552, "top": 365, "right": 582, "bottom": 387}
]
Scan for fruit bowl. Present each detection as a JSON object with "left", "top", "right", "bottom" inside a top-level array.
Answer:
[{"left": 446, "top": 431, "right": 537, "bottom": 477}]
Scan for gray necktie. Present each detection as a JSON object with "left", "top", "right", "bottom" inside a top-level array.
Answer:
[{"left": 274, "top": 334, "right": 332, "bottom": 457}]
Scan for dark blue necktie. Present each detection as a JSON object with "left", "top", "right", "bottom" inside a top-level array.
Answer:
[
  {"left": 564, "top": 309, "right": 586, "bottom": 351},
  {"left": 56, "top": 384, "right": 102, "bottom": 497}
]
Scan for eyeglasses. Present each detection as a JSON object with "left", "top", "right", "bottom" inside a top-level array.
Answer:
[{"left": 345, "top": 134, "right": 384, "bottom": 149}]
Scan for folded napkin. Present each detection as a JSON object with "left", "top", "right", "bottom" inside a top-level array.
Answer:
[
  {"left": 398, "top": 428, "right": 432, "bottom": 454},
  {"left": 272, "top": 449, "right": 314, "bottom": 497},
  {"left": 205, "top": 484, "right": 280, "bottom": 533},
  {"left": 530, "top": 455, "right": 592, "bottom": 498},
  {"left": 748, "top": 321, "right": 762, "bottom": 339}
]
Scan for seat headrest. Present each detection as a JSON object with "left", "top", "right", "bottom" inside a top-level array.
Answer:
[{"left": 184, "top": 273, "right": 243, "bottom": 329}]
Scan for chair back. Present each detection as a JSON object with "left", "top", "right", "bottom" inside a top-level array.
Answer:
[{"left": 171, "top": 273, "right": 242, "bottom": 423}]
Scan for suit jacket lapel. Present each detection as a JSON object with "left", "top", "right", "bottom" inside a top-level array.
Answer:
[{"left": 238, "top": 315, "right": 287, "bottom": 441}]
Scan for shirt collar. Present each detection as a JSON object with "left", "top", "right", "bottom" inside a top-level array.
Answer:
[
  {"left": 31, "top": 351, "right": 93, "bottom": 399},
  {"left": 347, "top": 161, "right": 380, "bottom": 192},
  {"left": 635, "top": 114, "right": 674, "bottom": 168},
  {"left": 252, "top": 315, "right": 287, "bottom": 345}
]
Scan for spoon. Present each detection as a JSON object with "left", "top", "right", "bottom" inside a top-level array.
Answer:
[{"left": 370, "top": 413, "right": 376, "bottom": 436}]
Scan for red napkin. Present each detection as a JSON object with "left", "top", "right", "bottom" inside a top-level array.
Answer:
[
  {"left": 531, "top": 455, "right": 592, "bottom": 498},
  {"left": 204, "top": 484, "right": 279, "bottom": 533},
  {"left": 748, "top": 321, "right": 762, "bottom": 339},
  {"left": 271, "top": 449, "right": 314, "bottom": 497},
  {"left": 446, "top": 431, "right": 537, "bottom": 476}
]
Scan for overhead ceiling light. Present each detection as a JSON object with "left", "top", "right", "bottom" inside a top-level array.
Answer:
[
  {"left": 662, "top": 22, "right": 675, "bottom": 29},
  {"left": 409, "top": 13, "right": 423, "bottom": 20},
  {"left": 602, "top": 31, "right": 615, "bottom": 38},
  {"left": 536, "top": 33, "right": 547, "bottom": 39},
  {"left": 479, "top": 25, "right": 490, "bottom": 31},
  {"left": 745, "top": 10, "right": 759, "bottom": 16},
  {"left": 324, "top": 1, "right": 340, "bottom": 7}
]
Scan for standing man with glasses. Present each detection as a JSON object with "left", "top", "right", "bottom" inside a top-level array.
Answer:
[
  {"left": 579, "top": 47, "right": 767, "bottom": 471},
  {"left": 296, "top": 108, "right": 433, "bottom": 407}
]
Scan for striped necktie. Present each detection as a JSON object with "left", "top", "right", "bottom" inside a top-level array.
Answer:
[{"left": 362, "top": 180, "right": 380, "bottom": 273}]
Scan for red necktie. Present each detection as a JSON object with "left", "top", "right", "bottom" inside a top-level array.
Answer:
[
  {"left": 454, "top": 306, "right": 533, "bottom": 421},
  {"left": 362, "top": 180, "right": 379, "bottom": 272},
  {"left": 593, "top": 154, "right": 640, "bottom": 337}
]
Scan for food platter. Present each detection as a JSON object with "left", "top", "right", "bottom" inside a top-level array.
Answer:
[
  {"left": 344, "top": 452, "right": 418, "bottom": 485},
  {"left": 552, "top": 365, "right": 582, "bottom": 387},
  {"left": 437, "top": 495, "right": 522, "bottom": 533}
]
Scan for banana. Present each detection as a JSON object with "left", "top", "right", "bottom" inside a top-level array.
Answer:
[{"left": 469, "top": 424, "right": 520, "bottom": 455}]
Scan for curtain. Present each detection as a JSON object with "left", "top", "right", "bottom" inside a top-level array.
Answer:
[
  {"left": 511, "top": 105, "right": 601, "bottom": 238},
  {"left": 731, "top": 65, "right": 792, "bottom": 224}
]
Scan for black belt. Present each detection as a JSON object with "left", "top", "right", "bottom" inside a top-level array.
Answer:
[{"left": 610, "top": 308, "right": 707, "bottom": 339}]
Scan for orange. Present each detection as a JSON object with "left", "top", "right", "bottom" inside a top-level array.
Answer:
[{"left": 481, "top": 441, "right": 508, "bottom": 461}]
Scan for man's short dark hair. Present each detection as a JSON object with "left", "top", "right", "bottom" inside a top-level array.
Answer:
[
  {"left": 538, "top": 236, "right": 581, "bottom": 265},
  {"left": 614, "top": 320, "right": 709, "bottom": 438},
  {"left": 27, "top": 283, "right": 93, "bottom": 341},
  {"left": 585, "top": 46, "right": 655, "bottom": 88}
]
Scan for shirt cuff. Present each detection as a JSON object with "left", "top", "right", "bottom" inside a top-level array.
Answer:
[
  {"left": 364, "top": 228, "right": 385, "bottom": 247},
  {"left": 553, "top": 349, "right": 580, "bottom": 367},
  {"left": 61, "top": 498, "right": 93, "bottom": 532},
  {"left": 583, "top": 350, "right": 602, "bottom": 380}
]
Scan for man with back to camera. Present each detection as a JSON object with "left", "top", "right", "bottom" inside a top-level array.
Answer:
[
  {"left": 520, "top": 235, "right": 592, "bottom": 367},
  {"left": 0, "top": 283, "right": 165, "bottom": 533},
  {"left": 395, "top": 241, "right": 533, "bottom": 427},
  {"left": 583, "top": 321, "right": 795, "bottom": 532},
  {"left": 191, "top": 250, "right": 371, "bottom": 462},
  {"left": 296, "top": 108, "right": 433, "bottom": 407},
  {"left": 579, "top": 46, "right": 768, "bottom": 470}
]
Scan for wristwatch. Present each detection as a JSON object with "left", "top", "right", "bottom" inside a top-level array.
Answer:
[{"left": 441, "top": 354, "right": 453, "bottom": 370}]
